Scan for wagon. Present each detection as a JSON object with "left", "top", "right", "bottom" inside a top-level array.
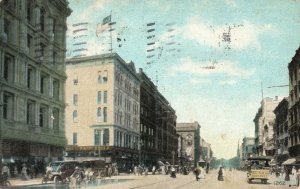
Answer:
[{"left": 246, "top": 156, "right": 272, "bottom": 184}]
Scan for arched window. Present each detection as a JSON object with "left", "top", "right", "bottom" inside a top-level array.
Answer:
[
  {"left": 73, "top": 110, "right": 77, "bottom": 122},
  {"left": 98, "top": 71, "right": 101, "bottom": 84}
]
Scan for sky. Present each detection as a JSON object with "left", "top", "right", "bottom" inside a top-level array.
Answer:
[{"left": 66, "top": 0, "right": 300, "bottom": 159}]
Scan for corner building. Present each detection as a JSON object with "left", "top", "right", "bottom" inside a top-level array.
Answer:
[
  {"left": 0, "top": 0, "right": 71, "bottom": 163},
  {"left": 65, "top": 53, "right": 140, "bottom": 171}
]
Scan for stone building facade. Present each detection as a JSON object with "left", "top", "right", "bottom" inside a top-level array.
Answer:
[
  {"left": 254, "top": 97, "right": 282, "bottom": 156},
  {"left": 176, "top": 122, "right": 201, "bottom": 167},
  {"left": 0, "top": 0, "right": 71, "bottom": 163},
  {"left": 65, "top": 53, "right": 140, "bottom": 170},
  {"left": 273, "top": 98, "right": 289, "bottom": 164},
  {"left": 288, "top": 47, "right": 300, "bottom": 159}
]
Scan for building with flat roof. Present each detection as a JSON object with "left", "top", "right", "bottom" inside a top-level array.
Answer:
[
  {"left": 176, "top": 122, "right": 201, "bottom": 167},
  {"left": 65, "top": 53, "right": 140, "bottom": 170}
]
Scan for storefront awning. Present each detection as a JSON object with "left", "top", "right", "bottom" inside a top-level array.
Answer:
[{"left": 282, "top": 158, "right": 296, "bottom": 165}]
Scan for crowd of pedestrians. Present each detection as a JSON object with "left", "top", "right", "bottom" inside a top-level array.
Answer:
[{"left": 1, "top": 161, "right": 46, "bottom": 180}]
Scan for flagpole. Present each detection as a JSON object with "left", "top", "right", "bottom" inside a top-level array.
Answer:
[{"left": 110, "top": 10, "right": 113, "bottom": 56}]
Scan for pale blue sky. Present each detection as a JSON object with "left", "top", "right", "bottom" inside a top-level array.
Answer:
[{"left": 67, "top": 0, "right": 300, "bottom": 159}]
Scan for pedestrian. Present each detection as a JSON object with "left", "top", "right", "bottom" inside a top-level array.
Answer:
[
  {"left": 14, "top": 165, "right": 18, "bottom": 178},
  {"left": 291, "top": 166, "right": 297, "bottom": 186},
  {"left": 108, "top": 165, "right": 112, "bottom": 177},
  {"left": 21, "top": 164, "right": 28, "bottom": 180},
  {"left": 218, "top": 167, "right": 224, "bottom": 181},
  {"left": 2, "top": 163, "right": 10, "bottom": 178},
  {"left": 296, "top": 169, "right": 300, "bottom": 187},
  {"left": 152, "top": 165, "right": 156, "bottom": 175},
  {"left": 194, "top": 167, "right": 200, "bottom": 181}
]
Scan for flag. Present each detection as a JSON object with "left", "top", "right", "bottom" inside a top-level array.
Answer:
[
  {"left": 102, "top": 15, "right": 111, "bottom": 25},
  {"left": 96, "top": 15, "right": 111, "bottom": 37}
]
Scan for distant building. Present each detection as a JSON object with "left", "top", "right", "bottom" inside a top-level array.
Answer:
[
  {"left": 253, "top": 97, "right": 282, "bottom": 156},
  {"left": 273, "top": 98, "right": 289, "bottom": 164},
  {"left": 287, "top": 47, "right": 300, "bottom": 160},
  {"left": 176, "top": 122, "right": 201, "bottom": 167},
  {"left": 0, "top": 0, "right": 71, "bottom": 163},
  {"left": 65, "top": 53, "right": 140, "bottom": 170},
  {"left": 239, "top": 137, "right": 255, "bottom": 168}
]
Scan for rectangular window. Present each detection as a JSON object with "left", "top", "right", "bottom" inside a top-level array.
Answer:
[
  {"left": 53, "top": 79, "right": 59, "bottom": 100},
  {"left": 103, "top": 107, "right": 107, "bottom": 122},
  {"left": 97, "top": 91, "right": 101, "bottom": 104},
  {"left": 4, "top": 18, "right": 9, "bottom": 39},
  {"left": 3, "top": 54, "right": 14, "bottom": 82},
  {"left": 53, "top": 51, "right": 57, "bottom": 64},
  {"left": 73, "top": 94, "right": 78, "bottom": 106},
  {"left": 40, "top": 73, "right": 48, "bottom": 95},
  {"left": 26, "top": 1, "right": 31, "bottom": 23},
  {"left": 104, "top": 91, "right": 107, "bottom": 103},
  {"left": 3, "top": 92, "right": 14, "bottom": 120},
  {"left": 39, "top": 105, "right": 48, "bottom": 127},
  {"left": 73, "top": 110, "right": 78, "bottom": 122},
  {"left": 40, "top": 9, "right": 45, "bottom": 32},
  {"left": 94, "top": 130, "right": 100, "bottom": 145},
  {"left": 52, "top": 108, "right": 59, "bottom": 131},
  {"left": 73, "top": 133, "right": 77, "bottom": 145},
  {"left": 26, "top": 100, "right": 35, "bottom": 125},
  {"left": 103, "top": 128, "right": 109, "bottom": 145},
  {"left": 27, "top": 34, "right": 32, "bottom": 53},
  {"left": 73, "top": 74, "right": 78, "bottom": 85},
  {"left": 97, "top": 107, "right": 101, "bottom": 122},
  {"left": 27, "top": 66, "right": 35, "bottom": 89}
]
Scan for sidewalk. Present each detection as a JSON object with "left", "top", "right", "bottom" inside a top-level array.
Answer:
[{"left": 9, "top": 177, "right": 43, "bottom": 186}]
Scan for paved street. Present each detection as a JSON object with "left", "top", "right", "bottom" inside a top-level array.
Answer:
[
  {"left": 10, "top": 170, "right": 299, "bottom": 189},
  {"left": 99, "top": 170, "right": 298, "bottom": 189}
]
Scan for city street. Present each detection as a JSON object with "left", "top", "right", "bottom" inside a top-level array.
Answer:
[{"left": 10, "top": 170, "right": 299, "bottom": 189}]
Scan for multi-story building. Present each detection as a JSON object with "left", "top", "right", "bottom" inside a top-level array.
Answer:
[
  {"left": 176, "top": 122, "right": 200, "bottom": 167},
  {"left": 253, "top": 97, "right": 282, "bottom": 156},
  {"left": 273, "top": 98, "right": 289, "bottom": 164},
  {"left": 254, "top": 107, "right": 262, "bottom": 155},
  {"left": 239, "top": 137, "right": 255, "bottom": 168},
  {"left": 200, "top": 138, "right": 212, "bottom": 162},
  {"left": 65, "top": 53, "right": 140, "bottom": 170},
  {"left": 138, "top": 69, "right": 158, "bottom": 166},
  {"left": 288, "top": 47, "right": 300, "bottom": 159},
  {"left": 155, "top": 92, "right": 177, "bottom": 165},
  {"left": 0, "top": 0, "right": 71, "bottom": 164}
]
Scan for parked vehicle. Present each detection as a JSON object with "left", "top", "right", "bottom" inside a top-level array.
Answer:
[
  {"left": 42, "top": 160, "right": 80, "bottom": 185},
  {"left": 80, "top": 159, "right": 107, "bottom": 181},
  {"left": 246, "top": 156, "right": 272, "bottom": 184}
]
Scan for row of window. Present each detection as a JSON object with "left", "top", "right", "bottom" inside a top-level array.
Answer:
[
  {"left": 72, "top": 71, "right": 108, "bottom": 86},
  {"left": 4, "top": 4, "right": 60, "bottom": 63},
  {"left": 72, "top": 91, "right": 107, "bottom": 106},
  {"left": 72, "top": 129, "right": 138, "bottom": 149},
  {"left": 2, "top": 53, "right": 60, "bottom": 99},
  {"left": 72, "top": 108, "right": 107, "bottom": 123},
  {"left": 2, "top": 91, "right": 59, "bottom": 129},
  {"left": 115, "top": 70, "right": 139, "bottom": 98}
]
